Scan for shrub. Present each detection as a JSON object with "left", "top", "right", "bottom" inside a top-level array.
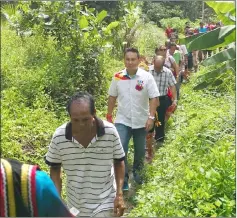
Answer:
[
  {"left": 133, "top": 23, "right": 166, "bottom": 58},
  {"left": 129, "top": 69, "right": 235, "bottom": 217}
]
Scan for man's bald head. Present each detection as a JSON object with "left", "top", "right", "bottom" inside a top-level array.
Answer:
[{"left": 154, "top": 55, "right": 165, "bottom": 73}]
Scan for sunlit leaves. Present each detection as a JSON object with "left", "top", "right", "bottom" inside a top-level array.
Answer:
[
  {"left": 96, "top": 10, "right": 107, "bottom": 23},
  {"left": 79, "top": 15, "right": 89, "bottom": 29}
]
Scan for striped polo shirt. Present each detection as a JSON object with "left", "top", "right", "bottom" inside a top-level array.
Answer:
[{"left": 45, "top": 117, "right": 125, "bottom": 217}]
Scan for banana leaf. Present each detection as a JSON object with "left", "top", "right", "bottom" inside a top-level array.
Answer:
[
  {"left": 205, "top": 1, "right": 235, "bottom": 25},
  {"left": 200, "top": 59, "right": 235, "bottom": 80},
  {"left": 201, "top": 45, "right": 236, "bottom": 66},
  {"left": 205, "top": 29, "right": 236, "bottom": 51},
  {"left": 179, "top": 33, "right": 205, "bottom": 45},
  {"left": 188, "top": 25, "right": 236, "bottom": 51},
  {"left": 193, "top": 59, "right": 235, "bottom": 90}
]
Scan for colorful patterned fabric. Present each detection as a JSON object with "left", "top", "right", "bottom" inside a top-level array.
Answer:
[
  {"left": 114, "top": 71, "right": 130, "bottom": 80},
  {"left": 0, "top": 159, "right": 38, "bottom": 217}
]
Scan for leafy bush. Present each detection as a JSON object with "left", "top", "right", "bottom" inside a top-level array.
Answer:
[
  {"left": 141, "top": 2, "right": 184, "bottom": 25},
  {"left": 1, "top": 87, "right": 64, "bottom": 172},
  {"left": 128, "top": 70, "right": 235, "bottom": 217},
  {"left": 133, "top": 23, "right": 166, "bottom": 58},
  {"left": 160, "top": 17, "right": 201, "bottom": 35},
  {"left": 2, "top": 1, "right": 121, "bottom": 109}
]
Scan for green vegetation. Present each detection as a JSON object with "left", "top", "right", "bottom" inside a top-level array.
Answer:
[
  {"left": 142, "top": 1, "right": 217, "bottom": 25},
  {"left": 133, "top": 24, "right": 166, "bottom": 58},
  {"left": 128, "top": 67, "right": 235, "bottom": 217},
  {"left": 1, "top": 26, "right": 65, "bottom": 171},
  {"left": 180, "top": 1, "right": 236, "bottom": 90},
  {"left": 128, "top": 3, "right": 236, "bottom": 216},
  {"left": 1, "top": 1, "right": 235, "bottom": 217}
]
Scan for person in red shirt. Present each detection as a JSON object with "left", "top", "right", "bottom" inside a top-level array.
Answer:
[
  {"left": 207, "top": 21, "right": 217, "bottom": 31},
  {"left": 165, "top": 25, "right": 173, "bottom": 39}
]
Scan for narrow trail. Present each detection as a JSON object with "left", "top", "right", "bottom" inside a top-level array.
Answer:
[
  {"left": 121, "top": 120, "right": 171, "bottom": 216},
  {"left": 123, "top": 172, "right": 137, "bottom": 217}
]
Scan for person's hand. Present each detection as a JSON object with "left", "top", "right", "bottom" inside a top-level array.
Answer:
[
  {"left": 145, "top": 118, "right": 154, "bottom": 132},
  {"left": 106, "top": 114, "right": 113, "bottom": 123},
  {"left": 176, "top": 76, "right": 179, "bottom": 83},
  {"left": 172, "top": 100, "right": 178, "bottom": 111},
  {"left": 114, "top": 194, "right": 125, "bottom": 217}
]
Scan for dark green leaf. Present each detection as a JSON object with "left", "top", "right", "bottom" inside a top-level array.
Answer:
[
  {"left": 179, "top": 33, "right": 205, "bottom": 46},
  {"left": 205, "top": 1, "right": 235, "bottom": 25},
  {"left": 188, "top": 25, "right": 236, "bottom": 51},
  {"left": 201, "top": 45, "right": 236, "bottom": 66}
]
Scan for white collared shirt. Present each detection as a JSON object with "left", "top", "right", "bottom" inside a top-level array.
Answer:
[
  {"left": 108, "top": 68, "right": 160, "bottom": 129},
  {"left": 45, "top": 120, "right": 125, "bottom": 217}
]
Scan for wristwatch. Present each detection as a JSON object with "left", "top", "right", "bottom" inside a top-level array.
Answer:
[{"left": 148, "top": 115, "right": 155, "bottom": 120}]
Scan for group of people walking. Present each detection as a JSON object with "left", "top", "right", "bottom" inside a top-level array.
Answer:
[
  {"left": 1, "top": 23, "right": 203, "bottom": 217},
  {"left": 166, "top": 20, "right": 222, "bottom": 72}
]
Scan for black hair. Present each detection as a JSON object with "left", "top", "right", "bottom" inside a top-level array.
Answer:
[
  {"left": 170, "top": 42, "right": 176, "bottom": 47},
  {"left": 124, "top": 47, "right": 140, "bottom": 58},
  {"left": 155, "top": 45, "right": 167, "bottom": 54},
  {"left": 165, "top": 39, "right": 171, "bottom": 49},
  {"left": 66, "top": 92, "right": 95, "bottom": 115}
]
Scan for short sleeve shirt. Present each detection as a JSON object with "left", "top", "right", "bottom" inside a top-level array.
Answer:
[
  {"left": 108, "top": 68, "right": 160, "bottom": 129},
  {"left": 45, "top": 118, "right": 125, "bottom": 217},
  {"left": 150, "top": 66, "right": 176, "bottom": 96},
  {"left": 199, "top": 27, "right": 208, "bottom": 33},
  {"left": 164, "top": 55, "right": 176, "bottom": 69},
  {"left": 173, "top": 50, "right": 182, "bottom": 65}
]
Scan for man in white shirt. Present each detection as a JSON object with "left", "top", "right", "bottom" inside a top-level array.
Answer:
[
  {"left": 46, "top": 92, "right": 126, "bottom": 217},
  {"left": 107, "top": 48, "right": 159, "bottom": 190}
]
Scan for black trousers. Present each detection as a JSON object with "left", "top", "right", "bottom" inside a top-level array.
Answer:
[{"left": 154, "top": 95, "right": 172, "bottom": 141}]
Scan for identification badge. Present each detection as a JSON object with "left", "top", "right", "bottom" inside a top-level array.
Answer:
[{"left": 70, "top": 207, "right": 80, "bottom": 216}]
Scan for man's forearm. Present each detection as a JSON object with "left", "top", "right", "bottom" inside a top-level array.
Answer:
[
  {"left": 149, "top": 97, "right": 159, "bottom": 116},
  {"left": 175, "top": 65, "right": 179, "bottom": 77},
  {"left": 114, "top": 160, "right": 125, "bottom": 195},
  {"left": 50, "top": 166, "right": 62, "bottom": 196},
  {"left": 170, "top": 85, "right": 177, "bottom": 101},
  {"left": 108, "top": 96, "right": 117, "bottom": 115}
]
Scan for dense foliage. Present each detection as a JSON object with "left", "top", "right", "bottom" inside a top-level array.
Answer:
[
  {"left": 128, "top": 67, "right": 235, "bottom": 217},
  {"left": 1, "top": 1, "right": 235, "bottom": 216},
  {"left": 142, "top": 1, "right": 216, "bottom": 24}
]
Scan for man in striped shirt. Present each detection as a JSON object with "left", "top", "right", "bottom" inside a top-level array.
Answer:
[
  {"left": 150, "top": 55, "right": 177, "bottom": 142},
  {"left": 45, "top": 92, "right": 126, "bottom": 217}
]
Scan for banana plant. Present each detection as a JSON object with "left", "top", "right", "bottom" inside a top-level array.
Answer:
[
  {"left": 205, "top": 1, "right": 235, "bottom": 25},
  {"left": 202, "top": 43, "right": 235, "bottom": 67},
  {"left": 180, "top": 1, "right": 236, "bottom": 90},
  {"left": 188, "top": 25, "right": 236, "bottom": 51}
]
